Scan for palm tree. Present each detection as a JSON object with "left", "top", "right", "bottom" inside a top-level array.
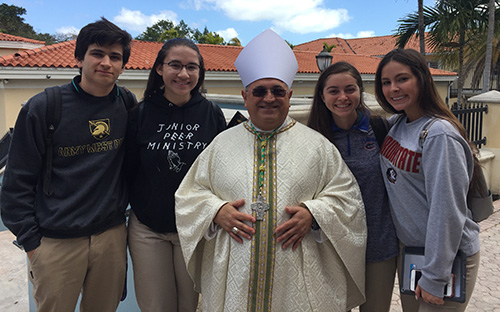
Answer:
[
  {"left": 482, "top": 0, "right": 496, "bottom": 92},
  {"left": 448, "top": 2, "right": 499, "bottom": 92},
  {"left": 468, "top": 36, "right": 500, "bottom": 90},
  {"left": 227, "top": 37, "right": 241, "bottom": 46},
  {"left": 418, "top": 0, "right": 425, "bottom": 55},
  {"left": 322, "top": 42, "right": 336, "bottom": 52},
  {"left": 396, "top": 0, "right": 489, "bottom": 105},
  {"left": 285, "top": 40, "right": 295, "bottom": 50}
]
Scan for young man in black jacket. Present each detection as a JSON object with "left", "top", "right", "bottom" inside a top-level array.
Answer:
[{"left": 0, "top": 18, "right": 134, "bottom": 311}]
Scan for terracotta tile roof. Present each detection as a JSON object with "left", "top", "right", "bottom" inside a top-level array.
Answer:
[
  {"left": 199, "top": 44, "right": 240, "bottom": 72},
  {"left": 0, "top": 40, "right": 241, "bottom": 71},
  {"left": 0, "top": 38, "right": 454, "bottom": 76},
  {"left": 0, "top": 40, "right": 76, "bottom": 68},
  {"left": 292, "top": 50, "right": 378, "bottom": 74},
  {"left": 126, "top": 40, "right": 160, "bottom": 69},
  {"left": 292, "top": 50, "right": 454, "bottom": 76},
  {"left": 0, "top": 32, "right": 45, "bottom": 45},
  {"left": 294, "top": 34, "right": 433, "bottom": 56},
  {"left": 294, "top": 37, "right": 357, "bottom": 55}
]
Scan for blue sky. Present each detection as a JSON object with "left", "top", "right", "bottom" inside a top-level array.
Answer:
[{"left": 5, "top": 0, "right": 436, "bottom": 45}]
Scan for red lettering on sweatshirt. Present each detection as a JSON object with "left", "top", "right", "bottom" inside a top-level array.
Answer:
[{"left": 381, "top": 136, "right": 422, "bottom": 173}]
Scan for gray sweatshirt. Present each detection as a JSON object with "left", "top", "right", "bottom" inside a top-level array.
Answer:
[{"left": 380, "top": 115, "right": 480, "bottom": 297}]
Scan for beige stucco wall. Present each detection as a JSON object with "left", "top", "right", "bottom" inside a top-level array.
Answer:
[
  {"left": 0, "top": 79, "right": 65, "bottom": 133},
  {"left": 482, "top": 102, "right": 500, "bottom": 148},
  {"left": 0, "top": 72, "right": 147, "bottom": 133},
  {"left": 482, "top": 148, "right": 499, "bottom": 195},
  {"left": 0, "top": 44, "right": 45, "bottom": 57},
  {"left": 0, "top": 48, "right": 20, "bottom": 56},
  {"left": 0, "top": 84, "right": 6, "bottom": 133},
  {"left": 480, "top": 102, "right": 500, "bottom": 195}
]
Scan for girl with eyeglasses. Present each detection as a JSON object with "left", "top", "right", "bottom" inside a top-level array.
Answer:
[
  {"left": 308, "top": 61, "right": 399, "bottom": 312},
  {"left": 375, "top": 49, "right": 480, "bottom": 311},
  {"left": 125, "top": 38, "right": 226, "bottom": 312}
]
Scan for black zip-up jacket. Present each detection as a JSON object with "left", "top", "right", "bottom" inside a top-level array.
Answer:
[
  {"left": 126, "top": 91, "right": 226, "bottom": 233},
  {"left": 0, "top": 76, "right": 130, "bottom": 251}
]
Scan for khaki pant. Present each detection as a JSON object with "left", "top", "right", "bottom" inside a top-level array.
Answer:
[
  {"left": 359, "top": 256, "right": 397, "bottom": 312},
  {"left": 28, "top": 223, "right": 127, "bottom": 312},
  {"left": 128, "top": 212, "right": 199, "bottom": 312},
  {"left": 398, "top": 247, "right": 480, "bottom": 312}
]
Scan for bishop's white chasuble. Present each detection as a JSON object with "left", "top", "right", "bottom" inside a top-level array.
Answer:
[{"left": 175, "top": 118, "right": 367, "bottom": 312}]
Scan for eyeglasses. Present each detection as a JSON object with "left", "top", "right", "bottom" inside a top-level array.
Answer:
[
  {"left": 250, "top": 86, "right": 288, "bottom": 98},
  {"left": 164, "top": 61, "right": 200, "bottom": 73}
]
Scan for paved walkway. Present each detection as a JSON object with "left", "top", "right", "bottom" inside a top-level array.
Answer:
[
  {"left": 0, "top": 230, "right": 28, "bottom": 312},
  {"left": 1, "top": 201, "right": 500, "bottom": 312}
]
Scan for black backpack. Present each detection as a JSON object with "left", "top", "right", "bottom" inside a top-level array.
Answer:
[{"left": 42, "top": 86, "right": 136, "bottom": 196}]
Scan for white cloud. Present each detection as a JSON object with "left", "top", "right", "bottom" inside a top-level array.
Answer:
[
  {"left": 189, "top": 0, "right": 209, "bottom": 10},
  {"left": 277, "top": 9, "right": 349, "bottom": 34},
  {"left": 113, "top": 8, "right": 178, "bottom": 32},
  {"left": 356, "top": 31, "right": 375, "bottom": 38},
  {"left": 328, "top": 33, "right": 354, "bottom": 39},
  {"left": 328, "top": 30, "right": 375, "bottom": 39},
  {"left": 216, "top": 28, "right": 239, "bottom": 42},
  {"left": 193, "top": 0, "right": 351, "bottom": 34},
  {"left": 55, "top": 26, "right": 79, "bottom": 36}
]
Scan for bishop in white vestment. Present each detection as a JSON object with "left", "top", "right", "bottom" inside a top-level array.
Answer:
[{"left": 175, "top": 29, "right": 367, "bottom": 312}]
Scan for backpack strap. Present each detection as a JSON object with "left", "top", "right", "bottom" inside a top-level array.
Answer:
[
  {"left": 118, "top": 86, "right": 137, "bottom": 111},
  {"left": 43, "top": 86, "right": 62, "bottom": 196},
  {"left": 130, "top": 101, "right": 145, "bottom": 130},
  {"left": 369, "top": 116, "right": 390, "bottom": 148},
  {"left": 418, "top": 117, "right": 438, "bottom": 148}
]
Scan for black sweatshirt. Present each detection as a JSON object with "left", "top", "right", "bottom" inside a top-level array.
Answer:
[
  {"left": 126, "top": 91, "right": 226, "bottom": 233},
  {"left": 0, "top": 76, "right": 129, "bottom": 251}
]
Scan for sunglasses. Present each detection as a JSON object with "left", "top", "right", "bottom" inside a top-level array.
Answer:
[{"left": 251, "top": 86, "right": 288, "bottom": 98}]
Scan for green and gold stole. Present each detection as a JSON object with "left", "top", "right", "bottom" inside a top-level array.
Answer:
[{"left": 244, "top": 120, "right": 296, "bottom": 312}]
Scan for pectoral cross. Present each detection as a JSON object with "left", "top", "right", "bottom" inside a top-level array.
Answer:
[{"left": 251, "top": 194, "right": 269, "bottom": 221}]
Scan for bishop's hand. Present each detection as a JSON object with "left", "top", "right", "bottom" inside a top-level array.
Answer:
[
  {"left": 214, "top": 199, "right": 256, "bottom": 244},
  {"left": 275, "top": 205, "right": 313, "bottom": 251}
]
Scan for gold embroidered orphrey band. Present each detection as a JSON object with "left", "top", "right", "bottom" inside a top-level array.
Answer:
[{"left": 244, "top": 120, "right": 296, "bottom": 311}]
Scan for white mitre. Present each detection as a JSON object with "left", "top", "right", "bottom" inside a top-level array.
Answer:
[{"left": 234, "top": 29, "right": 298, "bottom": 89}]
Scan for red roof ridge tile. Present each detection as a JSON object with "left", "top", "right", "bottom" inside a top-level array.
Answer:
[
  {"left": 0, "top": 32, "right": 46, "bottom": 45},
  {"left": 198, "top": 43, "right": 242, "bottom": 48}
]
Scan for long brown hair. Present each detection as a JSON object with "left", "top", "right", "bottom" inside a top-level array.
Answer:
[
  {"left": 375, "top": 49, "right": 482, "bottom": 191},
  {"left": 375, "top": 49, "right": 466, "bottom": 135},
  {"left": 308, "top": 61, "right": 369, "bottom": 141}
]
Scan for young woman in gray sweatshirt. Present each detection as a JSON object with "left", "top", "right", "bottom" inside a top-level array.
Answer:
[{"left": 375, "top": 49, "right": 480, "bottom": 312}]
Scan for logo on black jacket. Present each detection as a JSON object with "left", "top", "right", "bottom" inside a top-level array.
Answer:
[{"left": 89, "top": 119, "right": 110, "bottom": 140}]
